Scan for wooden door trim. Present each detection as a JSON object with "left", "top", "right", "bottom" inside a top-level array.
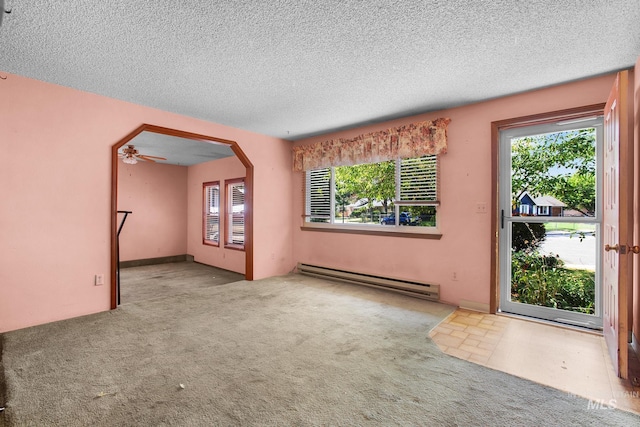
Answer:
[
  {"left": 110, "top": 124, "right": 254, "bottom": 310},
  {"left": 490, "top": 103, "right": 606, "bottom": 314},
  {"left": 616, "top": 70, "right": 633, "bottom": 378}
]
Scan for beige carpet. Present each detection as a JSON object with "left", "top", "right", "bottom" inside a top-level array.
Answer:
[
  {"left": 1, "top": 266, "right": 639, "bottom": 426},
  {"left": 119, "top": 261, "right": 245, "bottom": 305}
]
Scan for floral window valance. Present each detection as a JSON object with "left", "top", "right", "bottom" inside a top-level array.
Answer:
[{"left": 292, "top": 118, "right": 451, "bottom": 172}]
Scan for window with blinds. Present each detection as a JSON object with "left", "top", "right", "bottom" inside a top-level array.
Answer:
[
  {"left": 203, "top": 182, "right": 220, "bottom": 246},
  {"left": 398, "top": 156, "right": 438, "bottom": 203},
  {"left": 226, "top": 179, "right": 245, "bottom": 248},
  {"left": 304, "top": 155, "right": 438, "bottom": 229},
  {"left": 305, "top": 168, "right": 331, "bottom": 222}
]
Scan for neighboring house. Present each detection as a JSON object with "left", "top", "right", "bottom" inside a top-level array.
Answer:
[{"left": 515, "top": 192, "right": 566, "bottom": 217}]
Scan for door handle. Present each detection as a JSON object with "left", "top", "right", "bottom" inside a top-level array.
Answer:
[
  {"left": 630, "top": 245, "right": 640, "bottom": 254},
  {"left": 605, "top": 244, "right": 628, "bottom": 254}
]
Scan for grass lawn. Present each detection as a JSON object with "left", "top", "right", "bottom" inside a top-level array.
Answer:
[{"left": 544, "top": 222, "right": 596, "bottom": 232}]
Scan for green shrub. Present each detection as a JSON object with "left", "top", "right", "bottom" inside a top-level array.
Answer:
[
  {"left": 309, "top": 218, "right": 329, "bottom": 223},
  {"left": 512, "top": 222, "right": 546, "bottom": 252},
  {"left": 511, "top": 250, "right": 595, "bottom": 314}
]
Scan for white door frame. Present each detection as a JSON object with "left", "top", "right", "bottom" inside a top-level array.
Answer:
[{"left": 498, "top": 118, "right": 604, "bottom": 329}]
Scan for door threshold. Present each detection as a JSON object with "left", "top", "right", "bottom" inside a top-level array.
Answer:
[{"left": 497, "top": 310, "right": 603, "bottom": 336}]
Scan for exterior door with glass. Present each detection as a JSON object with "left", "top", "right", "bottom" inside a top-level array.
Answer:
[{"left": 499, "top": 118, "right": 604, "bottom": 329}]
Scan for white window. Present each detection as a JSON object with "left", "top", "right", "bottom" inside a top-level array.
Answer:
[
  {"left": 305, "top": 155, "right": 438, "bottom": 230},
  {"left": 537, "top": 206, "right": 549, "bottom": 215},
  {"left": 225, "top": 179, "right": 245, "bottom": 248},
  {"left": 203, "top": 182, "right": 220, "bottom": 246},
  {"left": 519, "top": 204, "right": 530, "bottom": 215},
  {"left": 306, "top": 168, "right": 332, "bottom": 222}
]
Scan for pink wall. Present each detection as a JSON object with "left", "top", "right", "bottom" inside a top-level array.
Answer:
[
  {"left": 0, "top": 68, "right": 628, "bottom": 333},
  {"left": 0, "top": 72, "right": 294, "bottom": 332},
  {"left": 292, "top": 74, "right": 618, "bottom": 309},
  {"left": 187, "top": 156, "right": 247, "bottom": 274},
  {"left": 117, "top": 161, "right": 188, "bottom": 261},
  {"left": 249, "top": 134, "right": 296, "bottom": 277}
]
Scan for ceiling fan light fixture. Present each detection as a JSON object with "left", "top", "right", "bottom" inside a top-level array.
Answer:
[{"left": 118, "top": 144, "right": 165, "bottom": 165}]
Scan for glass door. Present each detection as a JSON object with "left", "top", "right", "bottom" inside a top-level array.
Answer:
[{"left": 499, "top": 118, "right": 603, "bottom": 329}]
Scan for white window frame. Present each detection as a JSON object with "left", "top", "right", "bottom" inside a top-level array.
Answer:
[
  {"left": 537, "top": 205, "right": 549, "bottom": 216},
  {"left": 225, "top": 178, "right": 245, "bottom": 249},
  {"left": 499, "top": 117, "right": 603, "bottom": 329},
  {"left": 203, "top": 181, "right": 220, "bottom": 246},
  {"left": 303, "top": 155, "right": 440, "bottom": 236}
]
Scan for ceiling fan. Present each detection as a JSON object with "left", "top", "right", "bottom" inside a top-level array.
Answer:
[{"left": 119, "top": 145, "right": 167, "bottom": 165}]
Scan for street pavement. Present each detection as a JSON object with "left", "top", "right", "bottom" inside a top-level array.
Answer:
[{"left": 539, "top": 231, "right": 596, "bottom": 270}]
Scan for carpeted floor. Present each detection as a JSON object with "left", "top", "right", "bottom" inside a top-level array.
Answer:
[
  {"left": 1, "top": 265, "right": 639, "bottom": 425},
  {"left": 0, "top": 337, "right": 5, "bottom": 423},
  {"left": 119, "top": 261, "right": 245, "bottom": 305}
]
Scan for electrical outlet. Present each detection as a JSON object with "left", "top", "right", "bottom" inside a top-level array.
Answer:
[
  {"left": 95, "top": 274, "right": 104, "bottom": 286},
  {"left": 476, "top": 203, "right": 487, "bottom": 214}
]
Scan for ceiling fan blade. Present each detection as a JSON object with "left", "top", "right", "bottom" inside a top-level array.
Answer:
[
  {"left": 139, "top": 155, "right": 167, "bottom": 160},
  {"left": 138, "top": 156, "right": 157, "bottom": 163}
]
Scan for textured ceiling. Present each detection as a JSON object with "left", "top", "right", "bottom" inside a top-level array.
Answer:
[
  {"left": 1, "top": 0, "right": 639, "bottom": 145},
  {"left": 123, "top": 132, "right": 236, "bottom": 166}
]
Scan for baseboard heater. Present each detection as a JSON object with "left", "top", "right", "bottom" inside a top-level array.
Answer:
[{"left": 297, "top": 263, "right": 439, "bottom": 301}]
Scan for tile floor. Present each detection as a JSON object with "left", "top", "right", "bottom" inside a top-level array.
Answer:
[{"left": 429, "top": 309, "right": 640, "bottom": 415}]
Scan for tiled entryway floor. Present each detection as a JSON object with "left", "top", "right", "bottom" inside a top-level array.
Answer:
[{"left": 429, "top": 309, "right": 640, "bottom": 414}]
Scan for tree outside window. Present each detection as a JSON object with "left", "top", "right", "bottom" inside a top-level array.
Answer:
[{"left": 306, "top": 155, "right": 438, "bottom": 228}]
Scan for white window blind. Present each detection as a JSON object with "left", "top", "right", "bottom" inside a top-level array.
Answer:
[
  {"left": 398, "top": 155, "right": 438, "bottom": 204},
  {"left": 305, "top": 168, "right": 331, "bottom": 222},
  {"left": 227, "top": 181, "right": 245, "bottom": 246},
  {"left": 203, "top": 182, "right": 220, "bottom": 245}
]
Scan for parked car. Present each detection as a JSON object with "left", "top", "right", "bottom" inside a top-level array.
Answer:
[{"left": 380, "top": 212, "right": 411, "bottom": 225}]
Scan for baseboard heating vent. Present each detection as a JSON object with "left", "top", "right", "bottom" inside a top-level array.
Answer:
[{"left": 297, "top": 263, "right": 439, "bottom": 301}]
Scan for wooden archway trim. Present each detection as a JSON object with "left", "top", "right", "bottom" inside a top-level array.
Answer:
[{"left": 110, "top": 124, "right": 254, "bottom": 310}]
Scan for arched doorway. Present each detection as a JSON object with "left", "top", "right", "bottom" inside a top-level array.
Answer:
[{"left": 110, "top": 124, "right": 254, "bottom": 309}]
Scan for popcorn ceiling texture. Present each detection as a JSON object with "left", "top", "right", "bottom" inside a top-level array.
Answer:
[{"left": 0, "top": 1, "right": 638, "bottom": 140}]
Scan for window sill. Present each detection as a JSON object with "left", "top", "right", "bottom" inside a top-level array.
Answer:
[
  {"left": 224, "top": 244, "right": 245, "bottom": 251},
  {"left": 300, "top": 224, "right": 442, "bottom": 239}
]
